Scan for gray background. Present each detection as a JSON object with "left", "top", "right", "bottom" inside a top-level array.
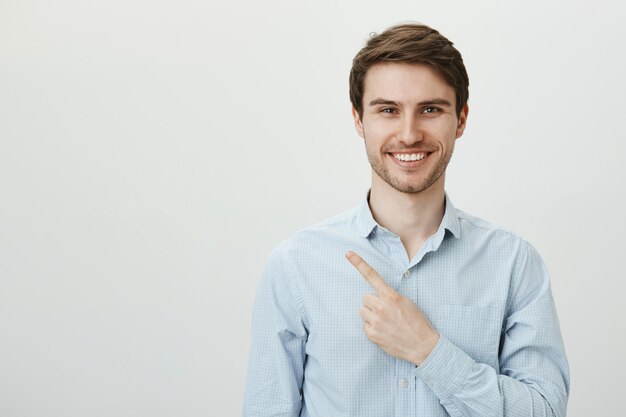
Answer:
[{"left": 1, "top": 0, "right": 624, "bottom": 415}]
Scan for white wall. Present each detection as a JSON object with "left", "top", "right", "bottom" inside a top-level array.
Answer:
[{"left": 1, "top": 0, "right": 623, "bottom": 415}]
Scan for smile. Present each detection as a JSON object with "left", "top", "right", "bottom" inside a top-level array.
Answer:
[{"left": 389, "top": 152, "right": 430, "bottom": 162}]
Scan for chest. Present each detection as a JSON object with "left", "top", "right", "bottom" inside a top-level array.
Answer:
[{"left": 296, "top": 247, "right": 510, "bottom": 370}]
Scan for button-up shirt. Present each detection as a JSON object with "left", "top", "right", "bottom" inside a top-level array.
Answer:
[{"left": 243, "top": 192, "right": 569, "bottom": 416}]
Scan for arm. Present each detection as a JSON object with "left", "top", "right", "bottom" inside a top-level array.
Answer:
[
  {"left": 347, "top": 241, "right": 570, "bottom": 417},
  {"left": 414, "top": 240, "right": 570, "bottom": 416},
  {"left": 243, "top": 247, "right": 308, "bottom": 417}
]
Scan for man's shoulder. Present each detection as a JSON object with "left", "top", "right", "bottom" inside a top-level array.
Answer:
[
  {"left": 304, "top": 206, "right": 359, "bottom": 233},
  {"left": 270, "top": 206, "right": 360, "bottom": 257},
  {"left": 454, "top": 207, "right": 529, "bottom": 247},
  {"left": 451, "top": 207, "right": 546, "bottom": 280}
]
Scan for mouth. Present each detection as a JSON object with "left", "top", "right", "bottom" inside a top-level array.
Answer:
[{"left": 387, "top": 151, "right": 432, "bottom": 167}]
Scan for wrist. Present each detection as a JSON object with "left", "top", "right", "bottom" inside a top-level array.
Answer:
[{"left": 413, "top": 331, "right": 440, "bottom": 366}]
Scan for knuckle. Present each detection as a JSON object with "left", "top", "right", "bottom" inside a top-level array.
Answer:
[{"left": 365, "top": 269, "right": 377, "bottom": 281}]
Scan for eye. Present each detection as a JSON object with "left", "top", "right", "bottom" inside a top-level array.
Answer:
[
  {"left": 422, "top": 106, "right": 441, "bottom": 114},
  {"left": 380, "top": 107, "right": 398, "bottom": 114}
]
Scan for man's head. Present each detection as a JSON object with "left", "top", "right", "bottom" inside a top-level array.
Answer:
[
  {"left": 349, "top": 23, "right": 470, "bottom": 195},
  {"left": 349, "top": 23, "right": 469, "bottom": 120}
]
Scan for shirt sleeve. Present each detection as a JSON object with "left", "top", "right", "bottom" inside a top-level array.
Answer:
[
  {"left": 242, "top": 245, "right": 308, "bottom": 417},
  {"left": 413, "top": 240, "right": 570, "bottom": 417}
]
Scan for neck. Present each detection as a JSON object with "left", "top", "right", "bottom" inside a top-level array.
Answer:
[{"left": 368, "top": 174, "right": 446, "bottom": 258}]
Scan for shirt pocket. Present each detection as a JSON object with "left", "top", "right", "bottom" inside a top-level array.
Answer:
[{"left": 434, "top": 304, "right": 502, "bottom": 369}]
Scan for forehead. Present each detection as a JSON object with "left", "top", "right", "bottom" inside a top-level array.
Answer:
[{"left": 363, "top": 63, "right": 455, "bottom": 103}]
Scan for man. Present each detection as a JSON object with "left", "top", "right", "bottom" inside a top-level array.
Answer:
[{"left": 243, "top": 23, "right": 569, "bottom": 417}]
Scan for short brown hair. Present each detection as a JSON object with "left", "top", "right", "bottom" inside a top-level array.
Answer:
[{"left": 349, "top": 23, "right": 469, "bottom": 118}]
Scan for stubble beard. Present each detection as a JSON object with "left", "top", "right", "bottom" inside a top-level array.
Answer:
[{"left": 364, "top": 138, "right": 455, "bottom": 195}]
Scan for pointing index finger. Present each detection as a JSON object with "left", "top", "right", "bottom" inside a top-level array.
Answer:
[{"left": 345, "top": 251, "right": 392, "bottom": 295}]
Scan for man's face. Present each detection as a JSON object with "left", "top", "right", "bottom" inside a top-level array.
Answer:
[{"left": 352, "top": 63, "right": 468, "bottom": 194}]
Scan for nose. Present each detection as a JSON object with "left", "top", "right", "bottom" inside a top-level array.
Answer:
[{"left": 398, "top": 114, "right": 424, "bottom": 145}]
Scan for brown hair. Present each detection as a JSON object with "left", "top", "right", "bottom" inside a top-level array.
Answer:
[{"left": 349, "top": 23, "right": 469, "bottom": 118}]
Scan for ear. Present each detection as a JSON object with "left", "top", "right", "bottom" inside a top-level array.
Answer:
[
  {"left": 351, "top": 106, "right": 365, "bottom": 138},
  {"left": 455, "top": 103, "right": 469, "bottom": 139}
]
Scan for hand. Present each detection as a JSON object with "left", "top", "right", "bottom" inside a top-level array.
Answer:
[{"left": 345, "top": 250, "right": 440, "bottom": 366}]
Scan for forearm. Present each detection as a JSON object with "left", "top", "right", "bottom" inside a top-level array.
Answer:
[{"left": 414, "top": 336, "right": 568, "bottom": 417}]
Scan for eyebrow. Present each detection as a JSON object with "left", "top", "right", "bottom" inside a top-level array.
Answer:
[{"left": 368, "top": 98, "right": 453, "bottom": 107}]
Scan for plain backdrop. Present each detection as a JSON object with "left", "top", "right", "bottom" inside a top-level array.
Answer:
[{"left": 1, "top": 0, "right": 624, "bottom": 416}]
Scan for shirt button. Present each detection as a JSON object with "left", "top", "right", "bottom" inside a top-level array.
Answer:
[
  {"left": 400, "top": 378, "right": 409, "bottom": 388},
  {"left": 403, "top": 270, "right": 410, "bottom": 278}
]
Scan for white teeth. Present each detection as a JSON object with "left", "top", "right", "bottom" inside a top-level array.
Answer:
[{"left": 393, "top": 153, "right": 428, "bottom": 161}]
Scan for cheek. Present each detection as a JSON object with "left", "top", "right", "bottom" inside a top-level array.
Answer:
[
  {"left": 364, "top": 119, "right": 397, "bottom": 139},
  {"left": 426, "top": 119, "right": 460, "bottom": 141}
]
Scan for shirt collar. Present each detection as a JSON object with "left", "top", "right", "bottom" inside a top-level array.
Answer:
[
  {"left": 440, "top": 191, "right": 462, "bottom": 240},
  {"left": 356, "top": 190, "right": 461, "bottom": 240},
  {"left": 355, "top": 190, "right": 378, "bottom": 238}
]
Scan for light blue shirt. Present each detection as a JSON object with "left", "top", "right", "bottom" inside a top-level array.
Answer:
[{"left": 243, "top": 192, "right": 569, "bottom": 416}]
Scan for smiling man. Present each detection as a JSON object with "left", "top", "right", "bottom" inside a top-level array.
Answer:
[{"left": 243, "top": 23, "right": 569, "bottom": 417}]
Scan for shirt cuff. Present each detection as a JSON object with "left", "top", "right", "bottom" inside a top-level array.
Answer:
[{"left": 413, "top": 335, "right": 475, "bottom": 400}]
